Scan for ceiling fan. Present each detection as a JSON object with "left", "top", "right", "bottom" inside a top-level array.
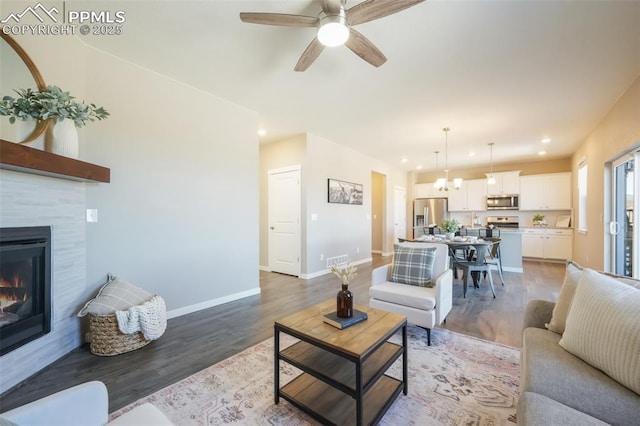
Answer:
[{"left": 239, "top": 0, "right": 425, "bottom": 71}]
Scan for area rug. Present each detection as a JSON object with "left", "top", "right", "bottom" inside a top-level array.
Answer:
[{"left": 110, "top": 327, "right": 520, "bottom": 425}]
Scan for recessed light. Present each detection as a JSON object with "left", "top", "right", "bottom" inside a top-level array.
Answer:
[
  {"left": 467, "top": 151, "right": 475, "bottom": 157},
  {"left": 416, "top": 165, "right": 423, "bottom": 170},
  {"left": 401, "top": 158, "right": 408, "bottom": 163},
  {"left": 538, "top": 150, "right": 547, "bottom": 156},
  {"left": 541, "top": 138, "right": 551, "bottom": 144},
  {"left": 257, "top": 129, "right": 266, "bottom": 136}
]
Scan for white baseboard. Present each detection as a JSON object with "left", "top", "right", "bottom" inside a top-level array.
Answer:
[
  {"left": 166, "top": 288, "right": 261, "bottom": 319},
  {"left": 371, "top": 250, "right": 383, "bottom": 254},
  {"left": 259, "top": 265, "right": 270, "bottom": 272},
  {"left": 382, "top": 251, "right": 394, "bottom": 257},
  {"left": 502, "top": 266, "right": 523, "bottom": 273}
]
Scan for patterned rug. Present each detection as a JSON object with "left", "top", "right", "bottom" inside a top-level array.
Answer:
[{"left": 110, "top": 327, "right": 520, "bottom": 425}]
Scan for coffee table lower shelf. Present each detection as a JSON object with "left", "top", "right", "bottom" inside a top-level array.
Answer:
[{"left": 280, "top": 373, "right": 403, "bottom": 425}]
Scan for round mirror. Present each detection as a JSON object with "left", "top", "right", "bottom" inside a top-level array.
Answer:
[{"left": 0, "top": 30, "right": 49, "bottom": 145}]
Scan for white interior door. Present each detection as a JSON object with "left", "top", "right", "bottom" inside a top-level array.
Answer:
[
  {"left": 394, "top": 186, "right": 407, "bottom": 241},
  {"left": 268, "top": 166, "right": 301, "bottom": 276}
]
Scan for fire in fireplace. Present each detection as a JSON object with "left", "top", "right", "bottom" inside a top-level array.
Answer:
[{"left": 0, "top": 227, "right": 51, "bottom": 355}]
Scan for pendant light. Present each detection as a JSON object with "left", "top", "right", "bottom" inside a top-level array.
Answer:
[
  {"left": 487, "top": 142, "right": 496, "bottom": 185},
  {"left": 437, "top": 127, "right": 462, "bottom": 191}
]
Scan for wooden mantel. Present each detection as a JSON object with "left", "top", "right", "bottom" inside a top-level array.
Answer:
[{"left": 0, "top": 139, "right": 110, "bottom": 183}]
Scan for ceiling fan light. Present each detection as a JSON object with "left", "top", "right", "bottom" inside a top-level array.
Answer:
[{"left": 317, "top": 14, "right": 349, "bottom": 47}]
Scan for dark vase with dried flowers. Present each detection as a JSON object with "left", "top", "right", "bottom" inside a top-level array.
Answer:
[
  {"left": 331, "top": 263, "right": 357, "bottom": 319},
  {"left": 336, "top": 284, "right": 353, "bottom": 318}
]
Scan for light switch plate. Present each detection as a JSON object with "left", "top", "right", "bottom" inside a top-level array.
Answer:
[{"left": 86, "top": 209, "right": 98, "bottom": 222}]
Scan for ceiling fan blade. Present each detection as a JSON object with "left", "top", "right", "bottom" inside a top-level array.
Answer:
[
  {"left": 239, "top": 12, "right": 318, "bottom": 27},
  {"left": 294, "top": 38, "right": 325, "bottom": 72},
  {"left": 345, "top": 28, "right": 387, "bottom": 67},
  {"left": 320, "top": 0, "right": 342, "bottom": 14},
  {"left": 347, "top": 0, "right": 425, "bottom": 26}
]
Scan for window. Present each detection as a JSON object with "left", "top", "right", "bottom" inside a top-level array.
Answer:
[{"left": 578, "top": 160, "right": 588, "bottom": 232}]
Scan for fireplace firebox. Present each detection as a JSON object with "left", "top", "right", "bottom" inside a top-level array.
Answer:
[{"left": 0, "top": 227, "right": 51, "bottom": 355}]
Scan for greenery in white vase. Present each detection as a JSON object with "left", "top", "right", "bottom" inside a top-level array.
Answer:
[
  {"left": 440, "top": 217, "right": 460, "bottom": 233},
  {"left": 0, "top": 85, "right": 109, "bottom": 128}
]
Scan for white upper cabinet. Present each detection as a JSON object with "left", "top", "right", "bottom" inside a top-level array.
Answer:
[
  {"left": 485, "top": 171, "right": 521, "bottom": 195},
  {"left": 448, "top": 179, "right": 487, "bottom": 211},
  {"left": 520, "top": 172, "right": 572, "bottom": 210}
]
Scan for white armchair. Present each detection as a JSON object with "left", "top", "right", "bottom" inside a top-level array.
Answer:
[
  {"left": 0, "top": 381, "right": 172, "bottom": 426},
  {"left": 369, "top": 242, "right": 453, "bottom": 345}
]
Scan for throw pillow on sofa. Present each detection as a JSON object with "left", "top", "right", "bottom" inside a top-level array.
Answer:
[
  {"left": 546, "top": 260, "right": 583, "bottom": 334},
  {"left": 559, "top": 268, "right": 640, "bottom": 395},
  {"left": 77, "top": 274, "right": 153, "bottom": 316},
  {"left": 391, "top": 244, "right": 436, "bottom": 287}
]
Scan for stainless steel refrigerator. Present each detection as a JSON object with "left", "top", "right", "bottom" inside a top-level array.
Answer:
[{"left": 413, "top": 198, "right": 448, "bottom": 239}]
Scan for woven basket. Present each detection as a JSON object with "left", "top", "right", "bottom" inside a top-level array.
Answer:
[{"left": 89, "top": 313, "right": 150, "bottom": 356}]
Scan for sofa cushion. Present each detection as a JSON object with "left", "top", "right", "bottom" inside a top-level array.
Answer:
[
  {"left": 559, "top": 269, "right": 640, "bottom": 395},
  {"left": 522, "top": 327, "right": 640, "bottom": 424},
  {"left": 369, "top": 281, "right": 437, "bottom": 310},
  {"left": 77, "top": 274, "right": 153, "bottom": 317},
  {"left": 390, "top": 244, "right": 436, "bottom": 287},
  {"left": 546, "top": 260, "right": 582, "bottom": 334},
  {"left": 517, "top": 392, "right": 609, "bottom": 426}
]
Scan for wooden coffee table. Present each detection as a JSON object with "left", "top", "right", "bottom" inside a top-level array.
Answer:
[{"left": 274, "top": 299, "right": 407, "bottom": 425}]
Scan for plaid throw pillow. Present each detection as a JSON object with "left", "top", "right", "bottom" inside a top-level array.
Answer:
[{"left": 391, "top": 245, "right": 436, "bottom": 287}]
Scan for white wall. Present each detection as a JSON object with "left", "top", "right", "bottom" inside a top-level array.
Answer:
[
  {"left": 305, "top": 133, "right": 373, "bottom": 275},
  {"left": 1, "top": 27, "right": 260, "bottom": 390},
  {"left": 259, "top": 133, "right": 407, "bottom": 277},
  {"left": 82, "top": 48, "right": 260, "bottom": 313}
]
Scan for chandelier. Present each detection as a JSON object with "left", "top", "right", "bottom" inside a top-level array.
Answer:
[{"left": 434, "top": 127, "right": 462, "bottom": 191}]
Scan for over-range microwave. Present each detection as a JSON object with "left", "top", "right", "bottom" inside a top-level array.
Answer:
[{"left": 486, "top": 194, "right": 519, "bottom": 210}]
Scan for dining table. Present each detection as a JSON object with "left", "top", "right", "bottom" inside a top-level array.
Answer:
[{"left": 409, "top": 235, "right": 495, "bottom": 290}]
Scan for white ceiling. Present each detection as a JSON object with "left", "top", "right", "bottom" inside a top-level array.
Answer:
[{"left": 79, "top": 0, "right": 640, "bottom": 172}]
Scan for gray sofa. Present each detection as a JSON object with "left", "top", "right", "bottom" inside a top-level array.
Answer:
[{"left": 518, "top": 299, "right": 640, "bottom": 425}]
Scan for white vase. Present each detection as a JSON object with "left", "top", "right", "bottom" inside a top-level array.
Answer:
[
  {"left": 16, "top": 119, "right": 46, "bottom": 150},
  {"left": 446, "top": 232, "right": 455, "bottom": 240},
  {"left": 50, "top": 119, "right": 79, "bottom": 158}
]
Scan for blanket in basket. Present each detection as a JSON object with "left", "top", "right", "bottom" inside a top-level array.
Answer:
[{"left": 115, "top": 295, "right": 167, "bottom": 340}]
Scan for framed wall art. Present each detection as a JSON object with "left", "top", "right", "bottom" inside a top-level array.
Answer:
[{"left": 328, "top": 178, "right": 363, "bottom": 205}]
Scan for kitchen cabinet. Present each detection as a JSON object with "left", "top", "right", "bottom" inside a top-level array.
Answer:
[
  {"left": 522, "top": 229, "right": 545, "bottom": 258},
  {"left": 485, "top": 171, "right": 521, "bottom": 195},
  {"left": 414, "top": 182, "right": 446, "bottom": 199},
  {"left": 522, "top": 228, "right": 573, "bottom": 260},
  {"left": 519, "top": 173, "right": 572, "bottom": 210},
  {"left": 448, "top": 179, "right": 487, "bottom": 211},
  {"left": 544, "top": 229, "right": 573, "bottom": 259}
]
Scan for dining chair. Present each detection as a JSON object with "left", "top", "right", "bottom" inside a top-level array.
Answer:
[
  {"left": 451, "top": 242, "right": 496, "bottom": 298},
  {"left": 479, "top": 228, "right": 501, "bottom": 238},
  {"left": 483, "top": 237, "right": 504, "bottom": 285}
]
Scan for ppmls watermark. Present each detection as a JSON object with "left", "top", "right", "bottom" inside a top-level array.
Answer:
[{"left": 1, "top": 2, "right": 126, "bottom": 36}]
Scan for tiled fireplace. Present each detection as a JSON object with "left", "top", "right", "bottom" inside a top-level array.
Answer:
[
  {"left": 0, "top": 170, "right": 87, "bottom": 394},
  {"left": 0, "top": 226, "right": 51, "bottom": 355}
]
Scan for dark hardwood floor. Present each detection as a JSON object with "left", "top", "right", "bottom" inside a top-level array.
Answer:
[{"left": 0, "top": 256, "right": 565, "bottom": 414}]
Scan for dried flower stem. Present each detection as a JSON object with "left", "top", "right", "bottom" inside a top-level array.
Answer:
[{"left": 331, "top": 263, "right": 357, "bottom": 285}]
